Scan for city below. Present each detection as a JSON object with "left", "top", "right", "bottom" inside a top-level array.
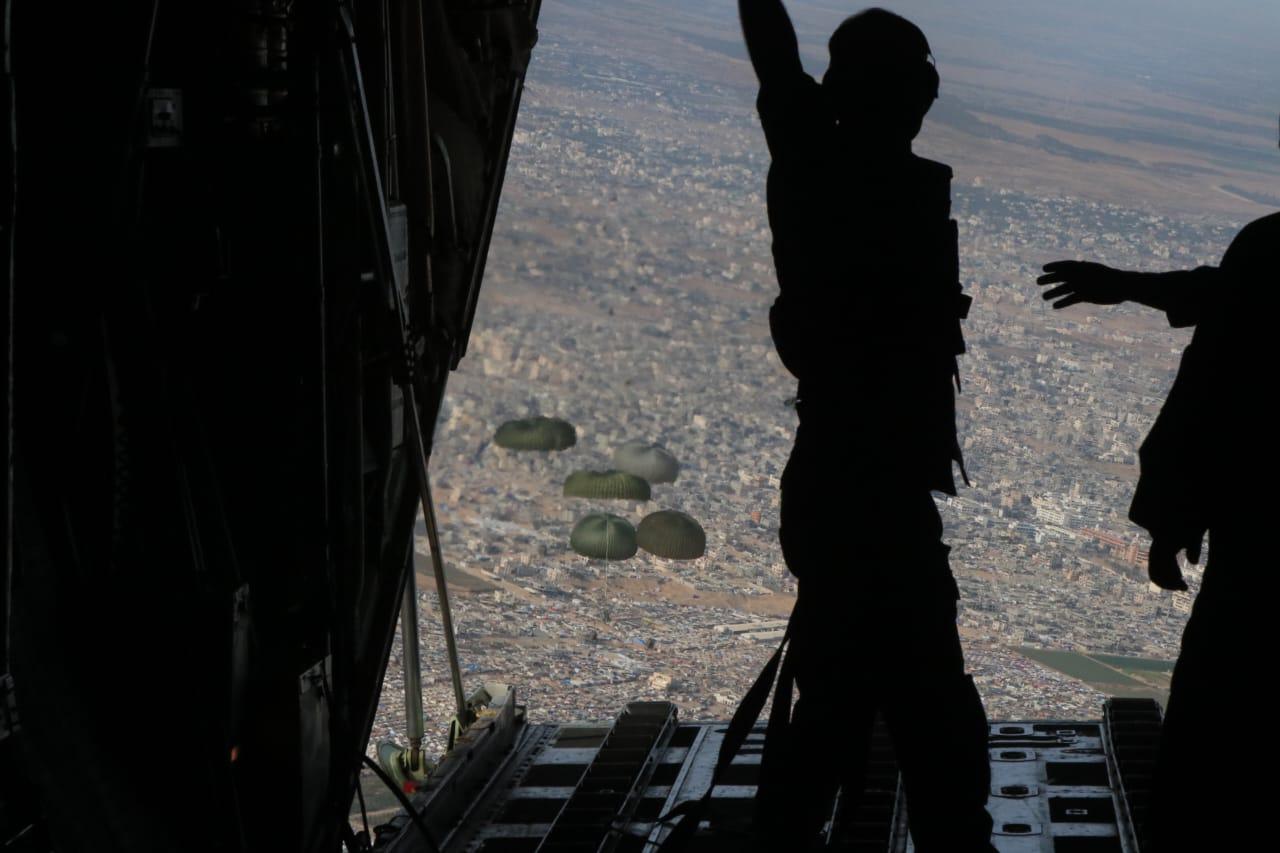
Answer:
[{"left": 368, "top": 0, "right": 1277, "bottom": 763}]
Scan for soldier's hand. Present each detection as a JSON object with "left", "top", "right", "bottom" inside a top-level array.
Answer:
[
  {"left": 1037, "top": 261, "right": 1130, "bottom": 308},
  {"left": 1148, "top": 539, "right": 1189, "bottom": 592},
  {"left": 1185, "top": 532, "right": 1203, "bottom": 566}
]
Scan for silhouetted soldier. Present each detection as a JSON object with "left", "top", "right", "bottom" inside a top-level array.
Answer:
[
  {"left": 738, "top": 4, "right": 993, "bottom": 849},
  {"left": 1038, "top": 126, "right": 1280, "bottom": 849}
]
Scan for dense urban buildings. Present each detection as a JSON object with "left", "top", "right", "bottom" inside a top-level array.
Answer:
[{"left": 369, "top": 0, "right": 1278, "bottom": 761}]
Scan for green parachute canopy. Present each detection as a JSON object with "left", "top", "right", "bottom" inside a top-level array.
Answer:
[
  {"left": 612, "top": 440, "right": 679, "bottom": 484},
  {"left": 637, "top": 510, "right": 705, "bottom": 560},
  {"left": 493, "top": 416, "right": 577, "bottom": 451},
  {"left": 570, "top": 514, "right": 638, "bottom": 560},
  {"left": 563, "top": 470, "right": 651, "bottom": 501}
]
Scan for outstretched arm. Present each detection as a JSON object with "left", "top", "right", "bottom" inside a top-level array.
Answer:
[
  {"left": 1037, "top": 261, "right": 1219, "bottom": 327},
  {"left": 739, "top": 0, "right": 804, "bottom": 86}
]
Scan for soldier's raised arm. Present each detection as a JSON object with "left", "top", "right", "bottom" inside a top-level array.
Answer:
[{"left": 738, "top": 0, "right": 804, "bottom": 86}]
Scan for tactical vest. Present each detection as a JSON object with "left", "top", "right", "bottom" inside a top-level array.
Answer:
[{"left": 767, "top": 155, "right": 970, "bottom": 492}]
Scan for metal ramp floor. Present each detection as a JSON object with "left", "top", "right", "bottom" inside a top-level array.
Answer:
[{"left": 372, "top": 698, "right": 1160, "bottom": 853}]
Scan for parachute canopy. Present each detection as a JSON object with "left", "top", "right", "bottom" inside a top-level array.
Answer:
[
  {"left": 637, "top": 510, "right": 705, "bottom": 560},
  {"left": 570, "top": 514, "right": 638, "bottom": 560},
  {"left": 563, "top": 470, "right": 651, "bottom": 501},
  {"left": 612, "top": 440, "right": 679, "bottom": 484},
  {"left": 494, "top": 416, "right": 577, "bottom": 451}
]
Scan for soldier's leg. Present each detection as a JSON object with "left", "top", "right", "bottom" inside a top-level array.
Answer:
[
  {"left": 877, "top": 597, "right": 992, "bottom": 851},
  {"left": 874, "top": 496, "right": 994, "bottom": 852},
  {"left": 757, "top": 577, "right": 877, "bottom": 849},
  {"left": 757, "top": 443, "right": 866, "bottom": 846},
  {"left": 1147, "top": 530, "right": 1264, "bottom": 850},
  {"left": 1147, "top": 603, "right": 1215, "bottom": 851}
]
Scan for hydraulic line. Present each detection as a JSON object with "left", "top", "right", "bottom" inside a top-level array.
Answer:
[
  {"left": 400, "top": 567, "right": 425, "bottom": 766},
  {"left": 334, "top": 2, "right": 467, "bottom": 725},
  {"left": 360, "top": 755, "right": 442, "bottom": 853}
]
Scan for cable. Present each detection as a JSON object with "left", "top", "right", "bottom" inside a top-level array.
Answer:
[
  {"left": 3, "top": 0, "right": 15, "bottom": 677},
  {"left": 360, "top": 754, "right": 442, "bottom": 853}
]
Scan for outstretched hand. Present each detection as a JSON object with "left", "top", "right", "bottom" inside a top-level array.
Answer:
[{"left": 1037, "top": 261, "right": 1129, "bottom": 309}]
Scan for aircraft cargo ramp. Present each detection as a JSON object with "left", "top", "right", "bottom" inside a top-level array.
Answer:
[{"left": 369, "top": 694, "right": 1161, "bottom": 853}]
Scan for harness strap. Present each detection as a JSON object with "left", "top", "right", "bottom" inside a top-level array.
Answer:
[{"left": 654, "top": 608, "right": 796, "bottom": 850}]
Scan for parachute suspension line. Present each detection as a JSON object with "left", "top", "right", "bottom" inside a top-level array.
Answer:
[
  {"left": 334, "top": 4, "right": 469, "bottom": 737},
  {"left": 600, "top": 519, "right": 613, "bottom": 624}
]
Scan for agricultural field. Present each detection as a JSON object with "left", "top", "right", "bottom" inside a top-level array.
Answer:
[{"left": 1015, "top": 647, "right": 1173, "bottom": 704}]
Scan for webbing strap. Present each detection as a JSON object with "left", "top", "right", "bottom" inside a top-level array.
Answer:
[{"left": 653, "top": 607, "right": 796, "bottom": 850}]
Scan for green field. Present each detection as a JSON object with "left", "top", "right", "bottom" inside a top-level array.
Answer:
[{"left": 1016, "top": 647, "right": 1147, "bottom": 688}]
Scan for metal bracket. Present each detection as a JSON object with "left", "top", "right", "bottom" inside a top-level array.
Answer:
[{"left": 0, "top": 672, "right": 17, "bottom": 740}]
